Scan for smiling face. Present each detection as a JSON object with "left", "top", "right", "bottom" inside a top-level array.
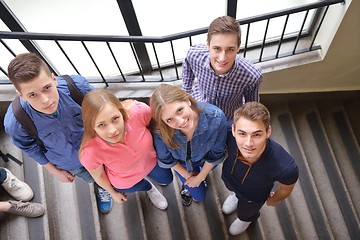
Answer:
[
  {"left": 232, "top": 116, "right": 271, "bottom": 164},
  {"left": 160, "top": 100, "right": 198, "bottom": 135},
  {"left": 207, "top": 32, "right": 240, "bottom": 75},
  {"left": 17, "top": 69, "right": 59, "bottom": 114},
  {"left": 94, "top": 103, "right": 125, "bottom": 144}
]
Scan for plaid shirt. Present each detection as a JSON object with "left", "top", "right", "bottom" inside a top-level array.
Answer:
[{"left": 182, "top": 44, "right": 262, "bottom": 120}]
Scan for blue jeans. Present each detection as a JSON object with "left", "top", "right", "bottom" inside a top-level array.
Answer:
[
  {"left": 68, "top": 166, "right": 109, "bottom": 195},
  {"left": 114, "top": 162, "right": 173, "bottom": 193},
  {"left": 176, "top": 163, "right": 218, "bottom": 202},
  {"left": 69, "top": 166, "right": 94, "bottom": 183},
  {"left": 0, "top": 167, "right": 6, "bottom": 184}
]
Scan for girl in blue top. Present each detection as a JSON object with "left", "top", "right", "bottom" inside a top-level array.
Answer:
[{"left": 150, "top": 84, "right": 227, "bottom": 205}]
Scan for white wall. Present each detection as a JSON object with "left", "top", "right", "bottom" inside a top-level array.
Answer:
[{"left": 260, "top": 0, "right": 360, "bottom": 94}]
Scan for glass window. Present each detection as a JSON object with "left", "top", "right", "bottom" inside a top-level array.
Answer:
[
  {"left": 4, "top": 0, "right": 128, "bottom": 35},
  {"left": 237, "top": 0, "right": 319, "bottom": 18},
  {"left": 132, "top": 0, "right": 226, "bottom": 36},
  {"left": 1, "top": 0, "right": 323, "bottom": 78}
]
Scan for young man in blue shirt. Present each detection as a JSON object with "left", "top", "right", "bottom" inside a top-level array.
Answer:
[
  {"left": 4, "top": 52, "right": 113, "bottom": 214},
  {"left": 221, "top": 102, "right": 299, "bottom": 235}
]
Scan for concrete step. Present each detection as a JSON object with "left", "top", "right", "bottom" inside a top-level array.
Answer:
[{"left": 1, "top": 91, "right": 360, "bottom": 239}]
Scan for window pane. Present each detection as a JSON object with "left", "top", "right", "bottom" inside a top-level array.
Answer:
[
  {"left": 0, "top": 19, "right": 28, "bottom": 77},
  {"left": 132, "top": 0, "right": 226, "bottom": 36},
  {"left": 4, "top": 0, "right": 128, "bottom": 35},
  {"left": 236, "top": 0, "right": 319, "bottom": 18}
]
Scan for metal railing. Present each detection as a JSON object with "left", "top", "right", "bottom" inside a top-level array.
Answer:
[{"left": 0, "top": 0, "right": 344, "bottom": 87}]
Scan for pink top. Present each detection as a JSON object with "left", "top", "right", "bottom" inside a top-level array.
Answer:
[{"left": 80, "top": 101, "right": 156, "bottom": 189}]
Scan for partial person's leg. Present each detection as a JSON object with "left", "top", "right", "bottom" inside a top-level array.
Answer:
[
  {"left": 1, "top": 168, "right": 33, "bottom": 201},
  {"left": 176, "top": 170, "right": 206, "bottom": 202},
  {"left": 147, "top": 162, "right": 173, "bottom": 185},
  {"left": 0, "top": 201, "right": 11, "bottom": 212},
  {"left": 69, "top": 166, "right": 93, "bottom": 183},
  {"left": 69, "top": 166, "right": 113, "bottom": 214},
  {"left": 229, "top": 198, "right": 264, "bottom": 235},
  {"left": 116, "top": 179, "right": 152, "bottom": 193},
  {"left": 236, "top": 198, "right": 263, "bottom": 222},
  {"left": 116, "top": 179, "right": 168, "bottom": 210},
  {"left": 0, "top": 167, "right": 7, "bottom": 184},
  {"left": 3, "top": 200, "right": 45, "bottom": 217}
]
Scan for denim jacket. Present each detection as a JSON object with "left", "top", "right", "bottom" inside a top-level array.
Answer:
[{"left": 153, "top": 102, "right": 227, "bottom": 172}]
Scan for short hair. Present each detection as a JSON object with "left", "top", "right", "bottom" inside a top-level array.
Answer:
[
  {"left": 150, "top": 84, "right": 199, "bottom": 149},
  {"left": 7, "top": 52, "right": 52, "bottom": 91},
  {"left": 79, "top": 89, "right": 129, "bottom": 156},
  {"left": 207, "top": 16, "right": 241, "bottom": 47},
  {"left": 233, "top": 102, "right": 271, "bottom": 131}
]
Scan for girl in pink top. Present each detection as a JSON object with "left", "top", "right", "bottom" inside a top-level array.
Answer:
[{"left": 79, "top": 89, "right": 173, "bottom": 210}]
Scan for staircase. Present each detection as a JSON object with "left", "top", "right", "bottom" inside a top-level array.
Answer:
[{"left": 0, "top": 90, "right": 359, "bottom": 240}]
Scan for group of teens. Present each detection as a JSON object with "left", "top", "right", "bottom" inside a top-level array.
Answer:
[{"left": 4, "top": 16, "right": 298, "bottom": 236}]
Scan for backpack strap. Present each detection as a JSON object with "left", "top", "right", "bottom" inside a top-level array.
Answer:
[
  {"left": 12, "top": 96, "right": 47, "bottom": 153},
  {"left": 60, "top": 75, "right": 84, "bottom": 106}
]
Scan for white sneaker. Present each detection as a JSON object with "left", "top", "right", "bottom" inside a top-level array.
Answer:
[
  {"left": 1, "top": 168, "right": 33, "bottom": 201},
  {"left": 147, "top": 182, "right": 168, "bottom": 210},
  {"left": 222, "top": 192, "right": 238, "bottom": 214},
  {"left": 229, "top": 218, "right": 251, "bottom": 235}
]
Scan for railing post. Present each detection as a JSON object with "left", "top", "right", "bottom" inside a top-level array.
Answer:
[
  {"left": 116, "top": 0, "right": 153, "bottom": 73},
  {"left": 226, "top": 0, "right": 238, "bottom": 18}
]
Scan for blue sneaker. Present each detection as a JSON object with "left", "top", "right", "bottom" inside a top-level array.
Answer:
[{"left": 96, "top": 187, "right": 112, "bottom": 214}]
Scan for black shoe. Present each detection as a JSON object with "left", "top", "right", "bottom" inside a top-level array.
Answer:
[{"left": 180, "top": 185, "right": 192, "bottom": 206}]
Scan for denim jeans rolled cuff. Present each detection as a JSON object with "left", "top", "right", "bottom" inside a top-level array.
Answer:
[
  {"left": 0, "top": 167, "right": 7, "bottom": 184},
  {"left": 177, "top": 172, "right": 207, "bottom": 202},
  {"left": 176, "top": 161, "right": 218, "bottom": 201},
  {"left": 236, "top": 198, "right": 264, "bottom": 222},
  {"left": 69, "top": 166, "right": 94, "bottom": 183}
]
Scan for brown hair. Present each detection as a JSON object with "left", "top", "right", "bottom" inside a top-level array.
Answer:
[
  {"left": 150, "top": 84, "right": 199, "bottom": 149},
  {"left": 207, "top": 16, "right": 241, "bottom": 47},
  {"left": 8, "top": 52, "right": 52, "bottom": 91},
  {"left": 79, "top": 89, "right": 129, "bottom": 157},
  {"left": 233, "top": 102, "right": 271, "bottom": 131}
]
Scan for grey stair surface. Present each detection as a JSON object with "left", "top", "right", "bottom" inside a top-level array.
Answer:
[{"left": 1, "top": 91, "right": 360, "bottom": 240}]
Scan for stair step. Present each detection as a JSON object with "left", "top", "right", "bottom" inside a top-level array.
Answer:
[{"left": 1, "top": 91, "right": 360, "bottom": 239}]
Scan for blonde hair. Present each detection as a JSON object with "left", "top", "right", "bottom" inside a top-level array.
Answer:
[
  {"left": 233, "top": 102, "right": 271, "bottom": 131},
  {"left": 79, "top": 89, "right": 129, "bottom": 157},
  {"left": 150, "top": 84, "right": 199, "bottom": 149}
]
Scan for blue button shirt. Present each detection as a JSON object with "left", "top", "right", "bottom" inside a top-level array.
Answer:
[{"left": 4, "top": 75, "right": 94, "bottom": 171}]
